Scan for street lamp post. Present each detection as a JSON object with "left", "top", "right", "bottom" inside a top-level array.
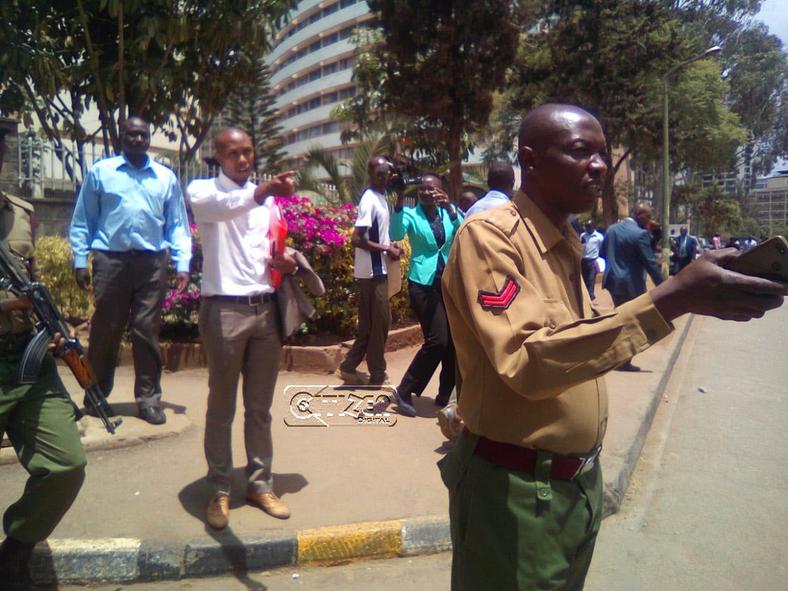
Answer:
[{"left": 660, "top": 45, "right": 722, "bottom": 279}]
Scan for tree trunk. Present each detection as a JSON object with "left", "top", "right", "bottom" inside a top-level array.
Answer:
[{"left": 447, "top": 130, "right": 463, "bottom": 203}]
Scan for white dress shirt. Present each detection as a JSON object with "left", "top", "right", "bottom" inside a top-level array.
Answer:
[{"left": 187, "top": 172, "right": 277, "bottom": 296}]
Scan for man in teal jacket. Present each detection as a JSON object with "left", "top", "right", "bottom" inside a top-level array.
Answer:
[{"left": 390, "top": 175, "right": 462, "bottom": 416}]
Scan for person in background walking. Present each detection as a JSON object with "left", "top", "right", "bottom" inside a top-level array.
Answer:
[
  {"left": 601, "top": 203, "right": 665, "bottom": 371},
  {"left": 390, "top": 175, "right": 462, "bottom": 417},
  {"left": 673, "top": 226, "right": 698, "bottom": 272},
  {"left": 580, "top": 219, "right": 604, "bottom": 300}
]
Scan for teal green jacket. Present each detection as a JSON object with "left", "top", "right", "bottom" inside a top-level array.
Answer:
[{"left": 390, "top": 204, "right": 463, "bottom": 286}]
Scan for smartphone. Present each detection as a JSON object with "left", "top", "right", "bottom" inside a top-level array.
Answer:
[{"left": 726, "top": 236, "right": 788, "bottom": 282}]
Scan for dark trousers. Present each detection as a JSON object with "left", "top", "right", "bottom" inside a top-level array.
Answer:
[
  {"left": 610, "top": 292, "right": 636, "bottom": 308},
  {"left": 581, "top": 258, "right": 598, "bottom": 299},
  {"left": 340, "top": 277, "right": 390, "bottom": 379},
  {"left": 397, "top": 279, "right": 455, "bottom": 399},
  {"left": 88, "top": 250, "right": 168, "bottom": 408}
]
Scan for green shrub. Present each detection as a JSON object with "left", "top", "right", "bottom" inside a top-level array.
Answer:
[{"left": 34, "top": 236, "right": 92, "bottom": 322}]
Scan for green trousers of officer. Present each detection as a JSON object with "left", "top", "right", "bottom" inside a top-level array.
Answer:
[
  {"left": 0, "top": 353, "right": 86, "bottom": 543},
  {"left": 440, "top": 431, "right": 603, "bottom": 591}
]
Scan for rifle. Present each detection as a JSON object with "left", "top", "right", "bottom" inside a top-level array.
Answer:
[{"left": 0, "top": 241, "right": 121, "bottom": 434}]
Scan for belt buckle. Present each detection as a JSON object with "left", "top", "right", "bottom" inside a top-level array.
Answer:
[{"left": 571, "top": 445, "right": 601, "bottom": 479}]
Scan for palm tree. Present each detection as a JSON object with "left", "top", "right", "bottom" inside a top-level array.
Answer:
[{"left": 297, "top": 133, "right": 396, "bottom": 204}]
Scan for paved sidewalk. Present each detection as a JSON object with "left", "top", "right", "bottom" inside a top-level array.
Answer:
[{"left": 0, "top": 291, "right": 693, "bottom": 585}]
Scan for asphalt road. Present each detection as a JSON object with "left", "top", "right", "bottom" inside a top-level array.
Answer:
[
  {"left": 56, "top": 306, "right": 788, "bottom": 590},
  {"left": 586, "top": 306, "right": 788, "bottom": 591}
]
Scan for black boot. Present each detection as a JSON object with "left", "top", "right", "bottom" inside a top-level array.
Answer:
[{"left": 0, "top": 536, "right": 36, "bottom": 590}]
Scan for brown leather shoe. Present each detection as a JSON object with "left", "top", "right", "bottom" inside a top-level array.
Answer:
[
  {"left": 246, "top": 491, "right": 290, "bottom": 519},
  {"left": 206, "top": 493, "right": 230, "bottom": 529}
]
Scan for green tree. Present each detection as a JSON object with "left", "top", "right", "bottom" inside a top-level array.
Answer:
[
  {"left": 722, "top": 23, "right": 788, "bottom": 181},
  {"left": 363, "top": 0, "right": 519, "bottom": 199},
  {"left": 508, "top": 0, "right": 700, "bottom": 225},
  {"left": 222, "top": 61, "right": 286, "bottom": 176},
  {"left": 0, "top": 0, "right": 293, "bottom": 180}
]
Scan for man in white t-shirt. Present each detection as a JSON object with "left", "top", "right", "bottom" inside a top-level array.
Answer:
[
  {"left": 187, "top": 127, "right": 297, "bottom": 530},
  {"left": 338, "top": 157, "right": 402, "bottom": 385}
]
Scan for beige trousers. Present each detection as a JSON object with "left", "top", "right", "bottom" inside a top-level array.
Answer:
[{"left": 199, "top": 297, "right": 282, "bottom": 495}]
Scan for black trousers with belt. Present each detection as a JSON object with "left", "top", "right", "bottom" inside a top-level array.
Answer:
[
  {"left": 397, "top": 278, "right": 455, "bottom": 400},
  {"left": 88, "top": 250, "right": 168, "bottom": 408}
]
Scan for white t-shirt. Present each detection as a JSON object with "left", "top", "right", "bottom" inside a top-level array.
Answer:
[
  {"left": 353, "top": 188, "right": 390, "bottom": 279},
  {"left": 186, "top": 172, "right": 275, "bottom": 296}
]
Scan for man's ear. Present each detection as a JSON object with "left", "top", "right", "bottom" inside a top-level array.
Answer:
[{"left": 519, "top": 145, "right": 536, "bottom": 173}]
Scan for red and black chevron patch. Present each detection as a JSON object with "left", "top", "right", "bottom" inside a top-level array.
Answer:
[{"left": 477, "top": 276, "right": 520, "bottom": 311}]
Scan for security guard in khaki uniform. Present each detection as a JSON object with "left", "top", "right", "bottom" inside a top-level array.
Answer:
[
  {"left": 440, "top": 104, "right": 786, "bottom": 590},
  {"left": 0, "top": 129, "right": 86, "bottom": 589}
]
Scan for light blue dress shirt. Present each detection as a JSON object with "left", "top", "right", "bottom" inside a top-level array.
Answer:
[
  {"left": 464, "top": 189, "right": 511, "bottom": 218},
  {"left": 69, "top": 155, "right": 192, "bottom": 272}
]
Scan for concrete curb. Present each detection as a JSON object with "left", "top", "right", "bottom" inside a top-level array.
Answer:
[
  {"left": 30, "top": 517, "right": 452, "bottom": 584},
  {"left": 27, "top": 317, "right": 695, "bottom": 585}
]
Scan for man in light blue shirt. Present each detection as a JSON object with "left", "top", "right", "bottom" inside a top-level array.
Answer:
[
  {"left": 464, "top": 161, "right": 515, "bottom": 218},
  {"left": 580, "top": 219, "right": 604, "bottom": 300},
  {"left": 69, "top": 117, "right": 192, "bottom": 425}
]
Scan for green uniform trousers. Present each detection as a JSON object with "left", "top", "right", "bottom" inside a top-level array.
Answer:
[
  {"left": 440, "top": 431, "right": 603, "bottom": 591},
  {"left": 0, "top": 353, "right": 86, "bottom": 543}
]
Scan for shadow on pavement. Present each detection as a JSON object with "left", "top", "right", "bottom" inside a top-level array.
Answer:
[{"left": 177, "top": 470, "right": 308, "bottom": 590}]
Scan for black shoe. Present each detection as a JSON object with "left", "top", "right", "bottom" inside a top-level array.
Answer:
[
  {"left": 0, "top": 537, "right": 35, "bottom": 589},
  {"left": 139, "top": 406, "right": 166, "bottom": 425},
  {"left": 616, "top": 362, "right": 641, "bottom": 372}
]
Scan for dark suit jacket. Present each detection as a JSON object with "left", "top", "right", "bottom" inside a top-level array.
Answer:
[
  {"left": 277, "top": 247, "right": 325, "bottom": 341},
  {"left": 601, "top": 218, "right": 664, "bottom": 300}
]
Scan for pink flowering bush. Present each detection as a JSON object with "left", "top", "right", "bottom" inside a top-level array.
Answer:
[
  {"left": 161, "top": 196, "right": 412, "bottom": 340},
  {"left": 278, "top": 195, "right": 412, "bottom": 337}
]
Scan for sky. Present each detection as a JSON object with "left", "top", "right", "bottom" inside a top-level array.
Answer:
[{"left": 755, "top": 0, "right": 788, "bottom": 46}]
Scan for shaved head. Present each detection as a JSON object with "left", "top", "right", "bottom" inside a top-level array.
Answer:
[
  {"left": 517, "top": 103, "right": 608, "bottom": 225},
  {"left": 214, "top": 127, "right": 255, "bottom": 184},
  {"left": 632, "top": 202, "right": 653, "bottom": 228},
  {"left": 518, "top": 104, "right": 599, "bottom": 157},
  {"left": 215, "top": 127, "right": 250, "bottom": 154},
  {"left": 367, "top": 155, "right": 389, "bottom": 179}
]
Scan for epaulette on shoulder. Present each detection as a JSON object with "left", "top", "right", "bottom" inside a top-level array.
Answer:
[
  {"left": 473, "top": 202, "right": 520, "bottom": 234},
  {"left": 2, "top": 192, "right": 35, "bottom": 213}
]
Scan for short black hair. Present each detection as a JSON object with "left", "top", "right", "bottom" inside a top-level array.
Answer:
[{"left": 487, "top": 161, "right": 515, "bottom": 192}]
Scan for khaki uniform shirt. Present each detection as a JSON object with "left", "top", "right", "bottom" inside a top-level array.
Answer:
[
  {"left": 442, "top": 191, "right": 673, "bottom": 454},
  {"left": 0, "top": 192, "right": 35, "bottom": 336}
]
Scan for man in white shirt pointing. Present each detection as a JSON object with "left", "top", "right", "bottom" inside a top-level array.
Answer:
[{"left": 187, "top": 127, "right": 296, "bottom": 529}]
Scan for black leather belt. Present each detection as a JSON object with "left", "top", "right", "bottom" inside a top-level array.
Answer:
[{"left": 205, "top": 293, "right": 276, "bottom": 305}]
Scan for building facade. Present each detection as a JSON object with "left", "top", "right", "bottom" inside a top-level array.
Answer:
[
  {"left": 748, "top": 172, "right": 788, "bottom": 233},
  {"left": 267, "top": 0, "right": 374, "bottom": 164}
]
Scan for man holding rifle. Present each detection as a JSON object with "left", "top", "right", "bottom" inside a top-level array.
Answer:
[{"left": 0, "top": 126, "right": 86, "bottom": 589}]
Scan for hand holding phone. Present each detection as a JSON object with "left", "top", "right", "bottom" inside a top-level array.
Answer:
[{"left": 725, "top": 236, "right": 788, "bottom": 282}]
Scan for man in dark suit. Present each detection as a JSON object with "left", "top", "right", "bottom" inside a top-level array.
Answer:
[
  {"left": 602, "top": 203, "right": 664, "bottom": 371},
  {"left": 673, "top": 226, "right": 698, "bottom": 272}
]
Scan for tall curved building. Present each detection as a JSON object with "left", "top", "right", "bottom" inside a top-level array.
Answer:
[{"left": 267, "top": 0, "right": 375, "bottom": 165}]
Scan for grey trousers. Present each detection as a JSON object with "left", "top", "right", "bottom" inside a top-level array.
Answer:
[
  {"left": 199, "top": 297, "right": 282, "bottom": 495},
  {"left": 88, "top": 250, "right": 168, "bottom": 408},
  {"left": 339, "top": 277, "right": 390, "bottom": 379}
]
